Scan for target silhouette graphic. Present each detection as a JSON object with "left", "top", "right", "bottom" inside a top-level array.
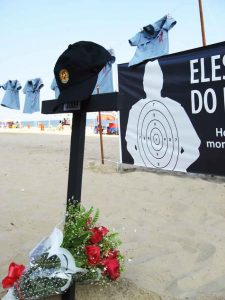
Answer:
[
  {"left": 137, "top": 100, "right": 179, "bottom": 169},
  {"left": 125, "top": 60, "right": 201, "bottom": 172}
]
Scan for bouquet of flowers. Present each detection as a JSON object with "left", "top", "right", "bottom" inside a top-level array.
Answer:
[
  {"left": 63, "top": 204, "right": 124, "bottom": 283},
  {"left": 2, "top": 204, "right": 124, "bottom": 300}
]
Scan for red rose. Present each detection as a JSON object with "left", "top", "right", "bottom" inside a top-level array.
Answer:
[
  {"left": 101, "top": 258, "right": 120, "bottom": 280},
  {"left": 90, "top": 226, "right": 109, "bottom": 244},
  {"left": 2, "top": 277, "right": 15, "bottom": 289},
  {"left": 2, "top": 262, "right": 25, "bottom": 289},
  {"left": 99, "top": 226, "right": 109, "bottom": 236},
  {"left": 90, "top": 228, "right": 102, "bottom": 244},
  {"left": 104, "top": 249, "right": 118, "bottom": 259},
  {"left": 85, "top": 245, "right": 101, "bottom": 265}
]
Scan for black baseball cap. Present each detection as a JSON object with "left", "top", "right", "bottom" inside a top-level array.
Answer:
[{"left": 54, "top": 41, "right": 113, "bottom": 103}]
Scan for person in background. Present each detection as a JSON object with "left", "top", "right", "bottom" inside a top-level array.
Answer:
[{"left": 57, "top": 120, "right": 64, "bottom": 131}]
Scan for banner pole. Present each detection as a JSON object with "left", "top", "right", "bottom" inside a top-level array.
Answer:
[
  {"left": 198, "top": 0, "right": 207, "bottom": 46},
  {"left": 97, "top": 86, "right": 105, "bottom": 164}
]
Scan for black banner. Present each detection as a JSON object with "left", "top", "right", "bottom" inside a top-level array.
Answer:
[{"left": 118, "top": 42, "right": 225, "bottom": 176}]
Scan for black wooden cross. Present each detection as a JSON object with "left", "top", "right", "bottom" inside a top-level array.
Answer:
[{"left": 42, "top": 92, "right": 125, "bottom": 300}]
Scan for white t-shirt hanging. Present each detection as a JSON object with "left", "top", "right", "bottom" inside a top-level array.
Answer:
[
  {"left": 23, "top": 78, "right": 44, "bottom": 114},
  {"left": 129, "top": 15, "right": 177, "bottom": 67},
  {"left": 51, "top": 78, "right": 60, "bottom": 99},
  {"left": 92, "top": 49, "right": 116, "bottom": 94},
  {"left": 1, "top": 80, "right": 21, "bottom": 110}
]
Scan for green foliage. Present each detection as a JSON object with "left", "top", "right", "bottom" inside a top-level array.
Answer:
[
  {"left": 62, "top": 204, "right": 95, "bottom": 267},
  {"left": 91, "top": 208, "right": 100, "bottom": 225}
]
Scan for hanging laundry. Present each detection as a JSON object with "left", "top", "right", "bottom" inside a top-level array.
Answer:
[
  {"left": 128, "top": 15, "right": 177, "bottom": 67},
  {"left": 92, "top": 48, "right": 116, "bottom": 94},
  {"left": 1, "top": 80, "right": 21, "bottom": 110},
  {"left": 51, "top": 78, "right": 60, "bottom": 99},
  {"left": 23, "top": 78, "right": 44, "bottom": 113}
]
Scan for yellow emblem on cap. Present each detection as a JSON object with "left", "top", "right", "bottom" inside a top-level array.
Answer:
[{"left": 59, "top": 69, "right": 69, "bottom": 84}]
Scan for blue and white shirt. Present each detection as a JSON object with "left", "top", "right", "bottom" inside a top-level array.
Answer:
[
  {"left": 128, "top": 15, "right": 177, "bottom": 67},
  {"left": 1, "top": 80, "right": 21, "bottom": 110},
  {"left": 23, "top": 78, "right": 44, "bottom": 114},
  {"left": 51, "top": 78, "right": 60, "bottom": 99},
  {"left": 92, "top": 49, "right": 115, "bottom": 94}
]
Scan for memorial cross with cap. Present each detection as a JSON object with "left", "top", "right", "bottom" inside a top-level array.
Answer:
[{"left": 42, "top": 41, "right": 125, "bottom": 300}]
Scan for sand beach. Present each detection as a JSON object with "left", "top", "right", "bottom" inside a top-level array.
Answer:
[{"left": 0, "top": 128, "right": 225, "bottom": 299}]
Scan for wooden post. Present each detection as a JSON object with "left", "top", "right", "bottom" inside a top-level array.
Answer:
[
  {"left": 67, "top": 111, "right": 86, "bottom": 202},
  {"left": 198, "top": 0, "right": 207, "bottom": 46},
  {"left": 97, "top": 86, "right": 104, "bottom": 164},
  {"left": 62, "top": 110, "right": 87, "bottom": 300}
]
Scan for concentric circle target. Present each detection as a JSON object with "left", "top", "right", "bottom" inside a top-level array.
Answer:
[{"left": 137, "top": 100, "right": 179, "bottom": 169}]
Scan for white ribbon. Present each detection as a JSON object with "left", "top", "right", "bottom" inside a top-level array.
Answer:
[
  {"left": 45, "top": 228, "right": 87, "bottom": 292},
  {"left": 2, "top": 288, "right": 16, "bottom": 300}
]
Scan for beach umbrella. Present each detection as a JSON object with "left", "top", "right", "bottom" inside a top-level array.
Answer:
[{"left": 97, "top": 112, "right": 116, "bottom": 122}]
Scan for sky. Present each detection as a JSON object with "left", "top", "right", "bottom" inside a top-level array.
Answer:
[{"left": 0, "top": 0, "right": 225, "bottom": 121}]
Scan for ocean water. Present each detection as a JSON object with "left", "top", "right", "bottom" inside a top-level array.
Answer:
[
  {"left": 21, "top": 120, "right": 60, "bottom": 128},
  {"left": 20, "top": 119, "right": 110, "bottom": 128}
]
